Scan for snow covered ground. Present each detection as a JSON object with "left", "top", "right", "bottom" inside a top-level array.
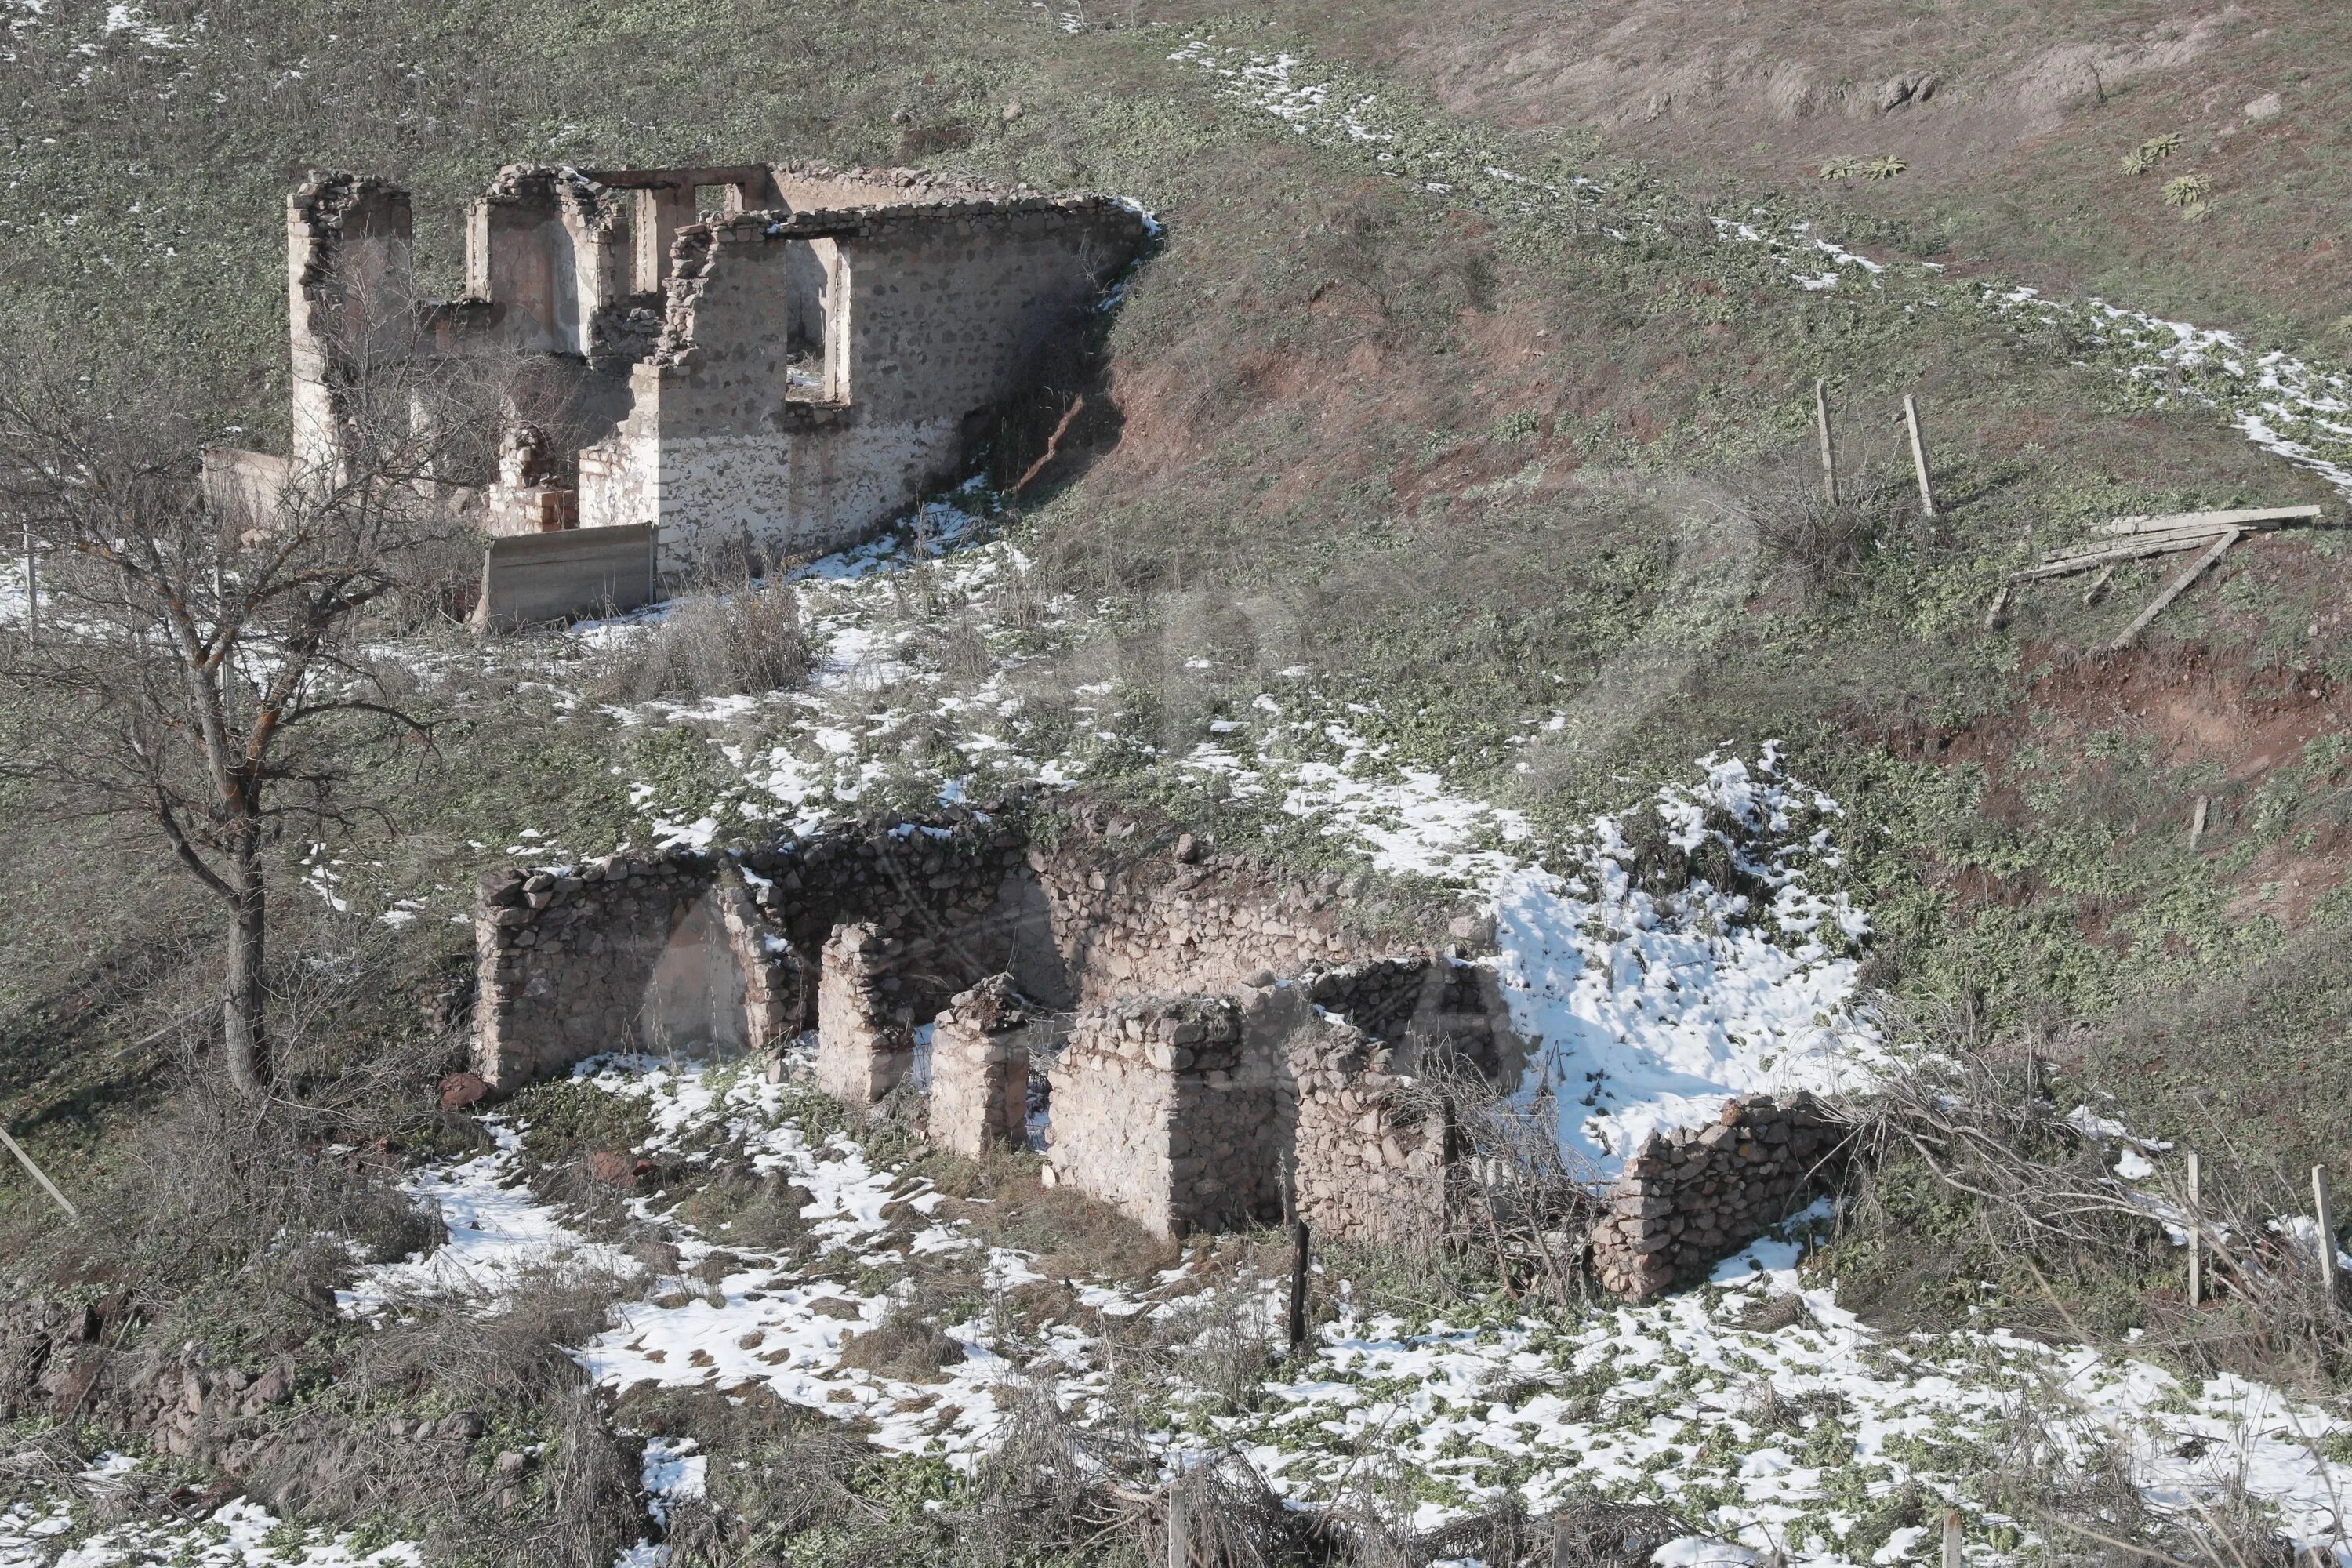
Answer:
[{"left": 301, "top": 1054, "right": 2352, "bottom": 1564}]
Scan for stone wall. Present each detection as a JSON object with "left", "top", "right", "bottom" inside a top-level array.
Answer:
[
  {"left": 1025, "top": 822, "right": 1363, "bottom": 1007},
  {"left": 813, "top": 924, "right": 913, "bottom": 1109},
  {"left": 1046, "top": 995, "right": 1290, "bottom": 1238},
  {"left": 1589, "top": 1094, "right": 1842, "bottom": 1301},
  {"left": 1288, "top": 1015, "right": 1449, "bottom": 1246},
  {"left": 1303, "top": 956, "right": 1525, "bottom": 1087},
  {"left": 576, "top": 194, "right": 1148, "bottom": 572},
  {"left": 927, "top": 975, "right": 1031, "bottom": 1157},
  {"left": 474, "top": 812, "right": 1028, "bottom": 1094},
  {"left": 474, "top": 853, "right": 801, "bottom": 1091}
]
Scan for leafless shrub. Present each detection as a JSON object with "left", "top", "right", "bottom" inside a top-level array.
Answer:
[
  {"left": 602, "top": 584, "right": 816, "bottom": 702},
  {"left": 1843, "top": 1051, "right": 2352, "bottom": 1386},
  {"left": 1740, "top": 467, "right": 1918, "bottom": 605},
  {"left": 27, "top": 1075, "right": 437, "bottom": 1340},
  {"left": 1404, "top": 1049, "right": 1604, "bottom": 1307}
]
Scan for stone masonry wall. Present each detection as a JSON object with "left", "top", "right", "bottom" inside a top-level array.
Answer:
[
  {"left": 814, "top": 924, "right": 913, "bottom": 1109},
  {"left": 1022, "top": 813, "right": 1483, "bottom": 1008},
  {"left": 927, "top": 975, "right": 1031, "bottom": 1157},
  {"left": 474, "top": 853, "right": 798, "bottom": 1091},
  {"left": 1046, "top": 996, "right": 1288, "bottom": 1238},
  {"left": 1288, "top": 1016, "right": 1449, "bottom": 1246},
  {"left": 1590, "top": 1094, "right": 1842, "bottom": 1301}
]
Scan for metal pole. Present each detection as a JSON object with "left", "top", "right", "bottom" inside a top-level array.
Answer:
[
  {"left": 2187, "top": 1148, "right": 2202, "bottom": 1307},
  {"left": 1287, "top": 1219, "right": 1311, "bottom": 1355},
  {"left": 1815, "top": 379, "right": 1838, "bottom": 506},
  {"left": 2316, "top": 1163, "right": 2338, "bottom": 1300},
  {"left": 1905, "top": 395, "right": 1936, "bottom": 517}
]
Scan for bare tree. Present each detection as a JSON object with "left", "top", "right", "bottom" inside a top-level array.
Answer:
[{"left": 0, "top": 336, "right": 488, "bottom": 1094}]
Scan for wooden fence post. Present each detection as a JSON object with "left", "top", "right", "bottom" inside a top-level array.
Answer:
[
  {"left": 2316, "top": 1163, "right": 2338, "bottom": 1301},
  {"left": 1167, "top": 1474, "right": 1188, "bottom": 1568},
  {"left": 1288, "top": 1220, "right": 1311, "bottom": 1355},
  {"left": 1941, "top": 1508, "right": 1962, "bottom": 1568},
  {"left": 2187, "top": 1148, "right": 2203, "bottom": 1307},
  {"left": 0, "top": 1127, "right": 74, "bottom": 1220},
  {"left": 1551, "top": 1514, "right": 1572, "bottom": 1568},
  {"left": 1905, "top": 396, "right": 1936, "bottom": 517},
  {"left": 1815, "top": 379, "right": 1839, "bottom": 506}
]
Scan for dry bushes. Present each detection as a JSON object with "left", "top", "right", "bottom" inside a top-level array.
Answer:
[
  {"left": 1401, "top": 1050, "right": 1602, "bottom": 1308},
  {"left": 601, "top": 583, "right": 816, "bottom": 702},
  {"left": 1838, "top": 1053, "right": 2352, "bottom": 1388},
  {"left": 27, "top": 1081, "right": 438, "bottom": 1345},
  {"left": 834, "top": 1289, "right": 969, "bottom": 1382}
]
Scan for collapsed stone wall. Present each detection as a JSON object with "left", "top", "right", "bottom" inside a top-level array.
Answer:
[
  {"left": 1022, "top": 812, "right": 1479, "bottom": 1007},
  {"left": 1590, "top": 1094, "right": 1842, "bottom": 1301}
]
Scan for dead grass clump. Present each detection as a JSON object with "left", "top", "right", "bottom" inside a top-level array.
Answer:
[
  {"left": 1159, "top": 1292, "right": 1276, "bottom": 1418},
  {"left": 1733, "top": 1291, "right": 1820, "bottom": 1334},
  {"left": 971, "top": 1179, "right": 1177, "bottom": 1285},
  {"left": 601, "top": 585, "right": 815, "bottom": 702},
  {"left": 1742, "top": 470, "right": 1918, "bottom": 606},
  {"left": 835, "top": 1290, "right": 968, "bottom": 1383}
]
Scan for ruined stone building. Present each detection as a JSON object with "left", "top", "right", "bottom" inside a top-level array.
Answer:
[
  {"left": 210, "top": 163, "right": 1147, "bottom": 619},
  {"left": 468, "top": 804, "right": 1842, "bottom": 1298}
]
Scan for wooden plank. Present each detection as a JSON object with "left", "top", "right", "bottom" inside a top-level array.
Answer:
[
  {"left": 2098, "top": 504, "right": 2321, "bottom": 536},
  {"left": 2111, "top": 529, "right": 2241, "bottom": 652},
  {"left": 2013, "top": 533, "right": 2225, "bottom": 582}
]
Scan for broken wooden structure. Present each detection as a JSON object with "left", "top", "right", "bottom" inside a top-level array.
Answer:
[{"left": 1984, "top": 504, "right": 2326, "bottom": 647}]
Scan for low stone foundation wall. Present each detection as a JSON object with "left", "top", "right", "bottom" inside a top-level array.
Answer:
[
  {"left": 1590, "top": 1094, "right": 1841, "bottom": 1301},
  {"left": 927, "top": 975, "right": 1031, "bottom": 1157}
]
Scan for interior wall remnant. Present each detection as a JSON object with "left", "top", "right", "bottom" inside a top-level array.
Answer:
[
  {"left": 926, "top": 975, "right": 1032, "bottom": 1157},
  {"left": 814, "top": 923, "right": 913, "bottom": 1108}
]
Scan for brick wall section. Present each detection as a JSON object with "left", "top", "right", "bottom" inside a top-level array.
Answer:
[
  {"left": 814, "top": 924, "right": 913, "bottom": 1109},
  {"left": 927, "top": 975, "right": 1031, "bottom": 1157},
  {"left": 1590, "top": 1094, "right": 1842, "bottom": 1301}
]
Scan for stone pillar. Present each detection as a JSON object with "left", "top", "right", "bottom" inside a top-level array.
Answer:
[
  {"left": 1046, "top": 995, "right": 1282, "bottom": 1238},
  {"left": 815, "top": 923, "right": 911, "bottom": 1109},
  {"left": 927, "top": 975, "right": 1030, "bottom": 1157}
]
